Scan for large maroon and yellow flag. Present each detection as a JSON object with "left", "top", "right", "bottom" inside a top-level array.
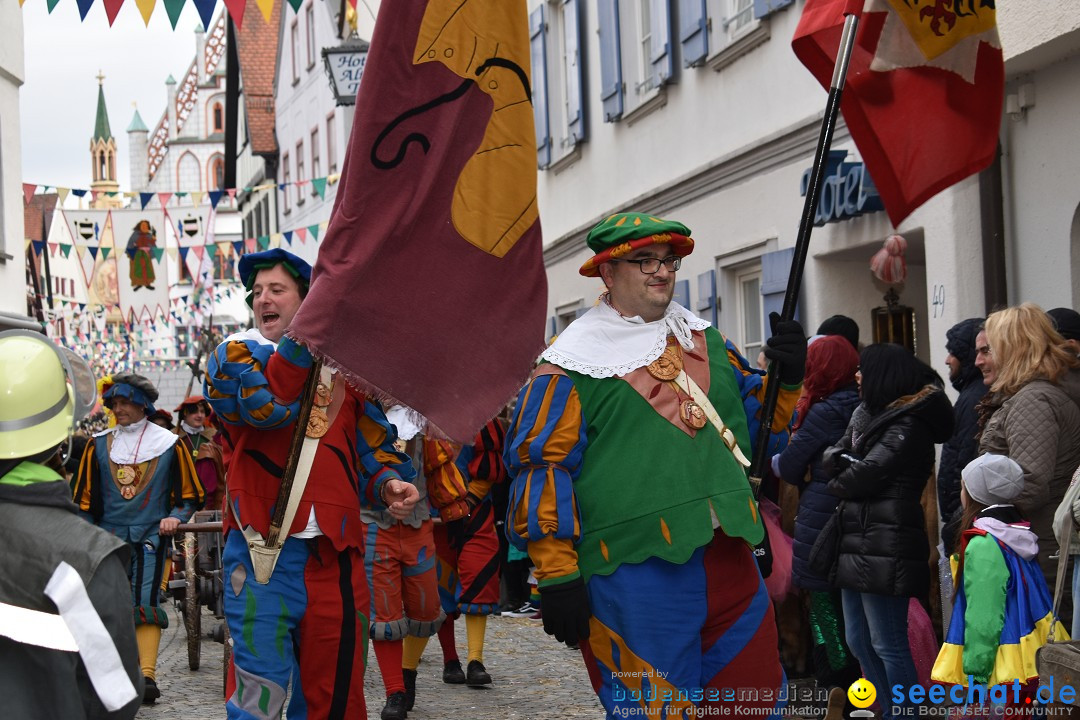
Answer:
[
  {"left": 793, "top": 0, "right": 1004, "bottom": 227},
  {"left": 291, "top": 0, "right": 547, "bottom": 441}
]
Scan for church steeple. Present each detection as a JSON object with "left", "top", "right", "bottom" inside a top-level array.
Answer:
[
  {"left": 90, "top": 71, "right": 121, "bottom": 209},
  {"left": 93, "top": 71, "right": 113, "bottom": 142}
]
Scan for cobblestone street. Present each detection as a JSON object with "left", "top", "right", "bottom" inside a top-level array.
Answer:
[{"left": 136, "top": 605, "right": 603, "bottom": 720}]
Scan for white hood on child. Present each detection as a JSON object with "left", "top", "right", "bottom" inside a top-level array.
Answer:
[{"left": 973, "top": 516, "right": 1039, "bottom": 560}]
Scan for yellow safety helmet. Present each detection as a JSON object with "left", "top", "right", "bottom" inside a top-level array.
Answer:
[{"left": 0, "top": 331, "right": 81, "bottom": 459}]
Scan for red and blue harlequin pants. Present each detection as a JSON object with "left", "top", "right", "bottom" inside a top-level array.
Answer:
[
  {"left": 433, "top": 498, "right": 502, "bottom": 616},
  {"left": 580, "top": 530, "right": 786, "bottom": 720},
  {"left": 223, "top": 532, "right": 369, "bottom": 720}
]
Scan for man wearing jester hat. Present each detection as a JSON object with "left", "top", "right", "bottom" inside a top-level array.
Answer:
[
  {"left": 505, "top": 212, "right": 807, "bottom": 718},
  {"left": 73, "top": 372, "right": 205, "bottom": 705},
  {"left": 204, "top": 248, "right": 419, "bottom": 720}
]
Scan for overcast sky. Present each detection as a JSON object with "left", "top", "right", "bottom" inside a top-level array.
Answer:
[{"left": 20, "top": 0, "right": 215, "bottom": 200}]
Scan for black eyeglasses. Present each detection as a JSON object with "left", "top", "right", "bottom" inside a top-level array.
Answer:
[{"left": 610, "top": 255, "right": 681, "bottom": 274}]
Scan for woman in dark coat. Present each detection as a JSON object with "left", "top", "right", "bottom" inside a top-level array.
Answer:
[
  {"left": 775, "top": 335, "right": 861, "bottom": 706},
  {"left": 823, "top": 344, "right": 954, "bottom": 720}
]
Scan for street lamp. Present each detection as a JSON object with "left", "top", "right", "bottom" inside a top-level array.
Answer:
[{"left": 322, "top": 35, "right": 369, "bottom": 106}]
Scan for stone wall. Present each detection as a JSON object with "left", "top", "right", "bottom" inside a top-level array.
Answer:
[{"left": 135, "top": 365, "right": 202, "bottom": 417}]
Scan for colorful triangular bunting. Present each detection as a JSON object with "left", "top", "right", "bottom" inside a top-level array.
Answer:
[
  {"left": 134, "top": 0, "right": 155, "bottom": 25},
  {"left": 254, "top": 0, "right": 272, "bottom": 22},
  {"left": 103, "top": 0, "right": 124, "bottom": 27},
  {"left": 311, "top": 177, "right": 327, "bottom": 200},
  {"left": 223, "top": 0, "right": 246, "bottom": 28},
  {"left": 22, "top": 183, "right": 36, "bottom": 205},
  {"left": 163, "top": 0, "right": 185, "bottom": 28},
  {"left": 140, "top": 192, "right": 154, "bottom": 210},
  {"left": 192, "top": 0, "right": 216, "bottom": 33}
]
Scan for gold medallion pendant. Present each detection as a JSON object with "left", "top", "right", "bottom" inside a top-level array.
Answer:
[
  {"left": 117, "top": 464, "right": 139, "bottom": 485},
  {"left": 307, "top": 407, "right": 330, "bottom": 438},
  {"left": 117, "top": 464, "right": 140, "bottom": 500},
  {"left": 680, "top": 399, "right": 708, "bottom": 430},
  {"left": 646, "top": 346, "right": 683, "bottom": 381}
]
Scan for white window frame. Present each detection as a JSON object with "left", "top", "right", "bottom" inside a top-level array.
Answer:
[
  {"left": 706, "top": 0, "right": 770, "bottom": 71},
  {"left": 555, "top": 298, "right": 585, "bottom": 333},
  {"left": 310, "top": 127, "right": 321, "bottom": 196},
  {"left": 326, "top": 112, "right": 337, "bottom": 175},
  {"left": 305, "top": 3, "right": 316, "bottom": 70},
  {"left": 617, "top": 0, "right": 669, "bottom": 119},
  {"left": 546, "top": 0, "right": 581, "bottom": 165},
  {"left": 291, "top": 20, "right": 301, "bottom": 85},
  {"left": 282, "top": 152, "right": 291, "bottom": 214},
  {"left": 295, "top": 139, "right": 305, "bottom": 206},
  {"left": 735, "top": 267, "right": 764, "bottom": 363}
]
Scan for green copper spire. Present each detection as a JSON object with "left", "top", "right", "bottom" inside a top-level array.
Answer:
[
  {"left": 93, "top": 71, "right": 113, "bottom": 142},
  {"left": 127, "top": 108, "right": 148, "bottom": 133}
]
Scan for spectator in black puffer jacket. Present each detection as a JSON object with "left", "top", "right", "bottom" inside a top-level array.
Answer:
[
  {"left": 774, "top": 335, "right": 861, "bottom": 709},
  {"left": 938, "top": 318, "right": 987, "bottom": 555},
  {"left": 823, "top": 344, "right": 954, "bottom": 720}
]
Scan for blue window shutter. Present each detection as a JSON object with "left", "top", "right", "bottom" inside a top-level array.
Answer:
[
  {"left": 574, "top": 306, "right": 590, "bottom": 319},
  {"left": 679, "top": 0, "right": 708, "bottom": 68},
  {"left": 649, "top": 0, "right": 673, "bottom": 87},
  {"left": 530, "top": 5, "right": 551, "bottom": 168},
  {"left": 673, "top": 279, "right": 690, "bottom": 309},
  {"left": 549, "top": 315, "right": 557, "bottom": 340},
  {"left": 760, "top": 248, "right": 799, "bottom": 338},
  {"left": 696, "top": 269, "right": 717, "bottom": 327},
  {"left": 597, "top": 0, "right": 623, "bottom": 122},
  {"left": 753, "top": 0, "right": 794, "bottom": 20},
  {"left": 563, "top": 0, "right": 586, "bottom": 144}
]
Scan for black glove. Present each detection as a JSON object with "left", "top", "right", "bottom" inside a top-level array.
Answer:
[
  {"left": 538, "top": 577, "right": 592, "bottom": 645},
  {"left": 763, "top": 312, "right": 807, "bottom": 386},
  {"left": 822, "top": 445, "right": 860, "bottom": 477}
]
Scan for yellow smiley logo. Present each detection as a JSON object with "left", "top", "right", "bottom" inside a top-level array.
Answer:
[{"left": 847, "top": 678, "right": 877, "bottom": 709}]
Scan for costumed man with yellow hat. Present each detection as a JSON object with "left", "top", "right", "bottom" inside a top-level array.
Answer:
[
  {"left": 174, "top": 396, "right": 226, "bottom": 511},
  {"left": 505, "top": 213, "right": 806, "bottom": 718},
  {"left": 204, "top": 248, "right": 419, "bottom": 720},
  {"left": 73, "top": 372, "right": 205, "bottom": 704},
  {"left": 0, "top": 331, "right": 143, "bottom": 719}
]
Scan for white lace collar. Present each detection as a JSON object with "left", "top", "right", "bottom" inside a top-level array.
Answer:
[
  {"left": 95, "top": 418, "right": 179, "bottom": 464},
  {"left": 541, "top": 300, "right": 710, "bottom": 378}
]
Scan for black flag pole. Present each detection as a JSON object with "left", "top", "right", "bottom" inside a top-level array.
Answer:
[{"left": 749, "top": 9, "right": 861, "bottom": 493}]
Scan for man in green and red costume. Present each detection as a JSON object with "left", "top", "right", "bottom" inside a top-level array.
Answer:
[{"left": 505, "top": 212, "right": 806, "bottom": 719}]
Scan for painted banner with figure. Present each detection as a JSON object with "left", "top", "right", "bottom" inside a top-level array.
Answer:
[
  {"left": 111, "top": 208, "right": 172, "bottom": 323},
  {"left": 290, "top": 0, "right": 548, "bottom": 441}
]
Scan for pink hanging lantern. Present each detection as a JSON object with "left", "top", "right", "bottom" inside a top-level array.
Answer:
[{"left": 870, "top": 234, "right": 908, "bottom": 284}]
